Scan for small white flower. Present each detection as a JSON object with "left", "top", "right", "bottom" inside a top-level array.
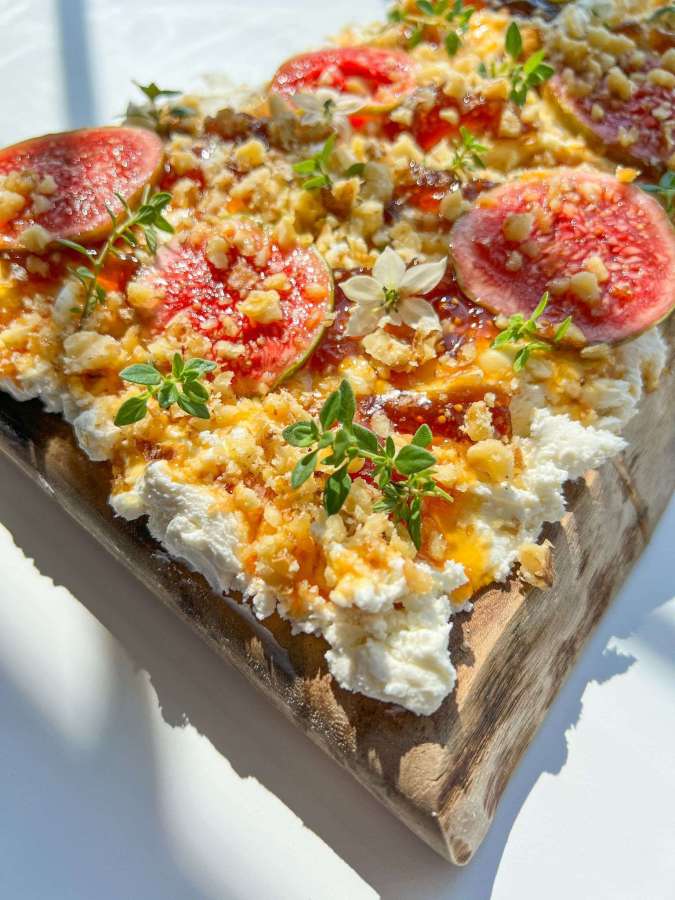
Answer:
[
  {"left": 293, "top": 88, "right": 365, "bottom": 127},
  {"left": 341, "top": 247, "right": 446, "bottom": 337}
]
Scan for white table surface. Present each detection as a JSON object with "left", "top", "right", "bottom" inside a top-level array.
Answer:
[{"left": 1, "top": 3, "right": 674, "bottom": 898}]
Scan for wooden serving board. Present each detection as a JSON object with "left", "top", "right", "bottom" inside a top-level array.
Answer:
[{"left": 0, "top": 315, "right": 673, "bottom": 864}]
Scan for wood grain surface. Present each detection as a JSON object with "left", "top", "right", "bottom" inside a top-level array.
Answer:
[{"left": 0, "top": 315, "right": 672, "bottom": 864}]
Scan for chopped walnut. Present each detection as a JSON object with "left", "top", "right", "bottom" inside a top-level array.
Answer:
[{"left": 518, "top": 540, "right": 553, "bottom": 589}]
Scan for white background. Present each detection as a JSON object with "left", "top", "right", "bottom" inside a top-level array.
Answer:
[{"left": 1, "top": 2, "right": 674, "bottom": 898}]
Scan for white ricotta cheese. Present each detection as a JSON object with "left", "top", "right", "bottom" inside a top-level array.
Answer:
[
  {"left": 72, "top": 406, "right": 120, "bottom": 462},
  {"left": 113, "top": 461, "right": 468, "bottom": 715}
]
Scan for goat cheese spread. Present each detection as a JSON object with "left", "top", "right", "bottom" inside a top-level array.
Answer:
[{"left": 0, "top": 0, "right": 672, "bottom": 713}]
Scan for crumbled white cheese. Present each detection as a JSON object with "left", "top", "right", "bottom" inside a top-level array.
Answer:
[{"left": 113, "top": 462, "right": 467, "bottom": 715}]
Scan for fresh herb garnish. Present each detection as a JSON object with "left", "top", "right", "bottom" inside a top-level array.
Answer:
[
  {"left": 478, "top": 22, "right": 554, "bottom": 106},
  {"left": 114, "top": 354, "right": 217, "bottom": 426},
  {"left": 648, "top": 5, "right": 675, "bottom": 21},
  {"left": 125, "top": 81, "right": 194, "bottom": 129},
  {"left": 451, "top": 126, "right": 488, "bottom": 175},
  {"left": 293, "top": 134, "right": 337, "bottom": 190},
  {"left": 492, "top": 291, "right": 572, "bottom": 371},
  {"left": 57, "top": 188, "right": 173, "bottom": 322},
  {"left": 504, "top": 22, "right": 554, "bottom": 106},
  {"left": 282, "top": 379, "right": 451, "bottom": 549},
  {"left": 641, "top": 171, "right": 675, "bottom": 219},
  {"left": 293, "top": 135, "right": 365, "bottom": 190},
  {"left": 389, "top": 0, "right": 475, "bottom": 56}
]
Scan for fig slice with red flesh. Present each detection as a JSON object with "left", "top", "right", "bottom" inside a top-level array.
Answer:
[
  {"left": 548, "top": 61, "right": 675, "bottom": 171},
  {"left": 144, "top": 222, "right": 333, "bottom": 394},
  {"left": 0, "top": 126, "right": 164, "bottom": 249},
  {"left": 270, "top": 47, "right": 416, "bottom": 114},
  {"left": 451, "top": 167, "right": 675, "bottom": 344}
]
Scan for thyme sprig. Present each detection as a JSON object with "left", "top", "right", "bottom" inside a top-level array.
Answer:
[
  {"left": 451, "top": 126, "right": 488, "bottom": 175},
  {"left": 492, "top": 292, "right": 572, "bottom": 371},
  {"left": 57, "top": 187, "right": 173, "bottom": 322},
  {"left": 282, "top": 379, "right": 451, "bottom": 549},
  {"left": 125, "top": 81, "right": 194, "bottom": 129},
  {"left": 478, "top": 22, "right": 554, "bottom": 106},
  {"left": 504, "top": 22, "right": 554, "bottom": 106},
  {"left": 115, "top": 354, "right": 217, "bottom": 426},
  {"left": 390, "top": 0, "right": 475, "bottom": 56},
  {"left": 293, "top": 134, "right": 364, "bottom": 191},
  {"left": 641, "top": 171, "right": 675, "bottom": 219},
  {"left": 648, "top": 5, "right": 675, "bottom": 21}
]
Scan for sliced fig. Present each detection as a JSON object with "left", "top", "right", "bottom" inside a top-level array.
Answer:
[
  {"left": 0, "top": 126, "right": 164, "bottom": 250},
  {"left": 359, "top": 389, "right": 512, "bottom": 443},
  {"left": 384, "top": 87, "right": 506, "bottom": 152},
  {"left": 548, "top": 62, "right": 675, "bottom": 171},
  {"left": 270, "top": 47, "right": 416, "bottom": 113},
  {"left": 451, "top": 167, "right": 675, "bottom": 343},
  {"left": 144, "top": 221, "right": 333, "bottom": 394}
]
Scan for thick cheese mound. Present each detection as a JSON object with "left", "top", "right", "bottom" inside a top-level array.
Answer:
[{"left": 113, "top": 462, "right": 466, "bottom": 715}]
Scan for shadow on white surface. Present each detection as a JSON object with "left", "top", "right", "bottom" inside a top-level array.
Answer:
[
  {"left": 1, "top": 1, "right": 674, "bottom": 895},
  {"left": 56, "top": 0, "right": 99, "bottom": 127},
  {"left": 0, "top": 451, "right": 673, "bottom": 900},
  {"left": 0, "top": 633, "right": 203, "bottom": 899}
]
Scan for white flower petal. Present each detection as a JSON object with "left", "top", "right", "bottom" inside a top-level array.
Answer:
[
  {"left": 398, "top": 297, "right": 441, "bottom": 333},
  {"left": 334, "top": 96, "right": 365, "bottom": 115},
  {"left": 380, "top": 310, "right": 402, "bottom": 328},
  {"left": 294, "top": 89, "right": 337, "bottom": 112},
  {"left": 299, "top": 111, "right": 324, "bottom": 125},
  {"left": 345, "top": 302, "right": 384, "bottom": 336},
  {"left": 399, "top": 257, "right": 447, "bottom": 297},
  {"left": 293, "top": 94, "right": 320, "bottom": 114},
  {"left": 372, "top": 247, "right": 406, "bottom": 290},
  {"left": 340, "top": 274, "right": 383, "bottom": 304}
]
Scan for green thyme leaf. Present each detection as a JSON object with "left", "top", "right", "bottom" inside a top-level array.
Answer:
[
  {"left": 338, "top": 379, "right": 356, "bottom": 426},
  {"left": 324, "top": 427, "right": 351, "bottom": 466},
  {"left": 513, "top": 340, "right": 549, "bottom": 371},
  {"left": 293, "top": 159, "right": 317, "bottom": 176},
  {"left": 119, "top": 363, "right": 162, "bottom": 386},
  {"left": 352, "top": 423, "right": 380, "bottom": 454},
  {"left": 183, "top": 379, "right": 209, "bottom": 402},
  {"left": 302, "top": 175, "right": 330, "bottom": 191},
  {"left": 182, "top": 358, "right": 217, "bottom": 379},
  {"left": 56, "top": 238, "right": 91, "bottom": 257},
  {"left": 641, "top": 171, "right": 675, "bottom": 218},
  {"left": 282, "top": 421, "right": 320, "bottom": 447},
  {"left": 445, "top": 31, "right": 460, "bottom": 55},
  {"left": 344, "top": 163, "right": 366, "bottom": 178},
  {"left": 114, "top": 394, "right": 149, "bottom": 426},
  {"left": 292, "top": 450, "right": 319, "bottom": 488},
  {"left": 176, "top": 394, "right": 210, "bottom": 419},
  {"left": 171, "top": 352, "right": 184, "bottom": 378},
  {"left": 554, "top": 315, "right": 573, "bottom": 343},
  {"left": 320, "top": 390, "right": 342, "bottom": 429},
  {"left": 408, "top": 497, "right": 423, "bottom": 550},
  {"left": 505, "top": 21, "right": 523, "bottom": 60},
  {"left": 395, "top": 444, "right": 436, "bottom": 475},
  {"left": 324, "top": 464, "right": 352, "bottom": 515},
  {"left": 411, "top": 423, "right": 433, "bottom": 448},
  {"left": 649, "top": 5, "right": 675, "bottom": 19},
  {"left": 157, "top": 381, "right": 179, "bottom": 408},
  {"left": 407, "top": 24, "right": 425, "bottom": 48},
  {"left": 134, "top": 81, "right": 181, "bottom": 103}
]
